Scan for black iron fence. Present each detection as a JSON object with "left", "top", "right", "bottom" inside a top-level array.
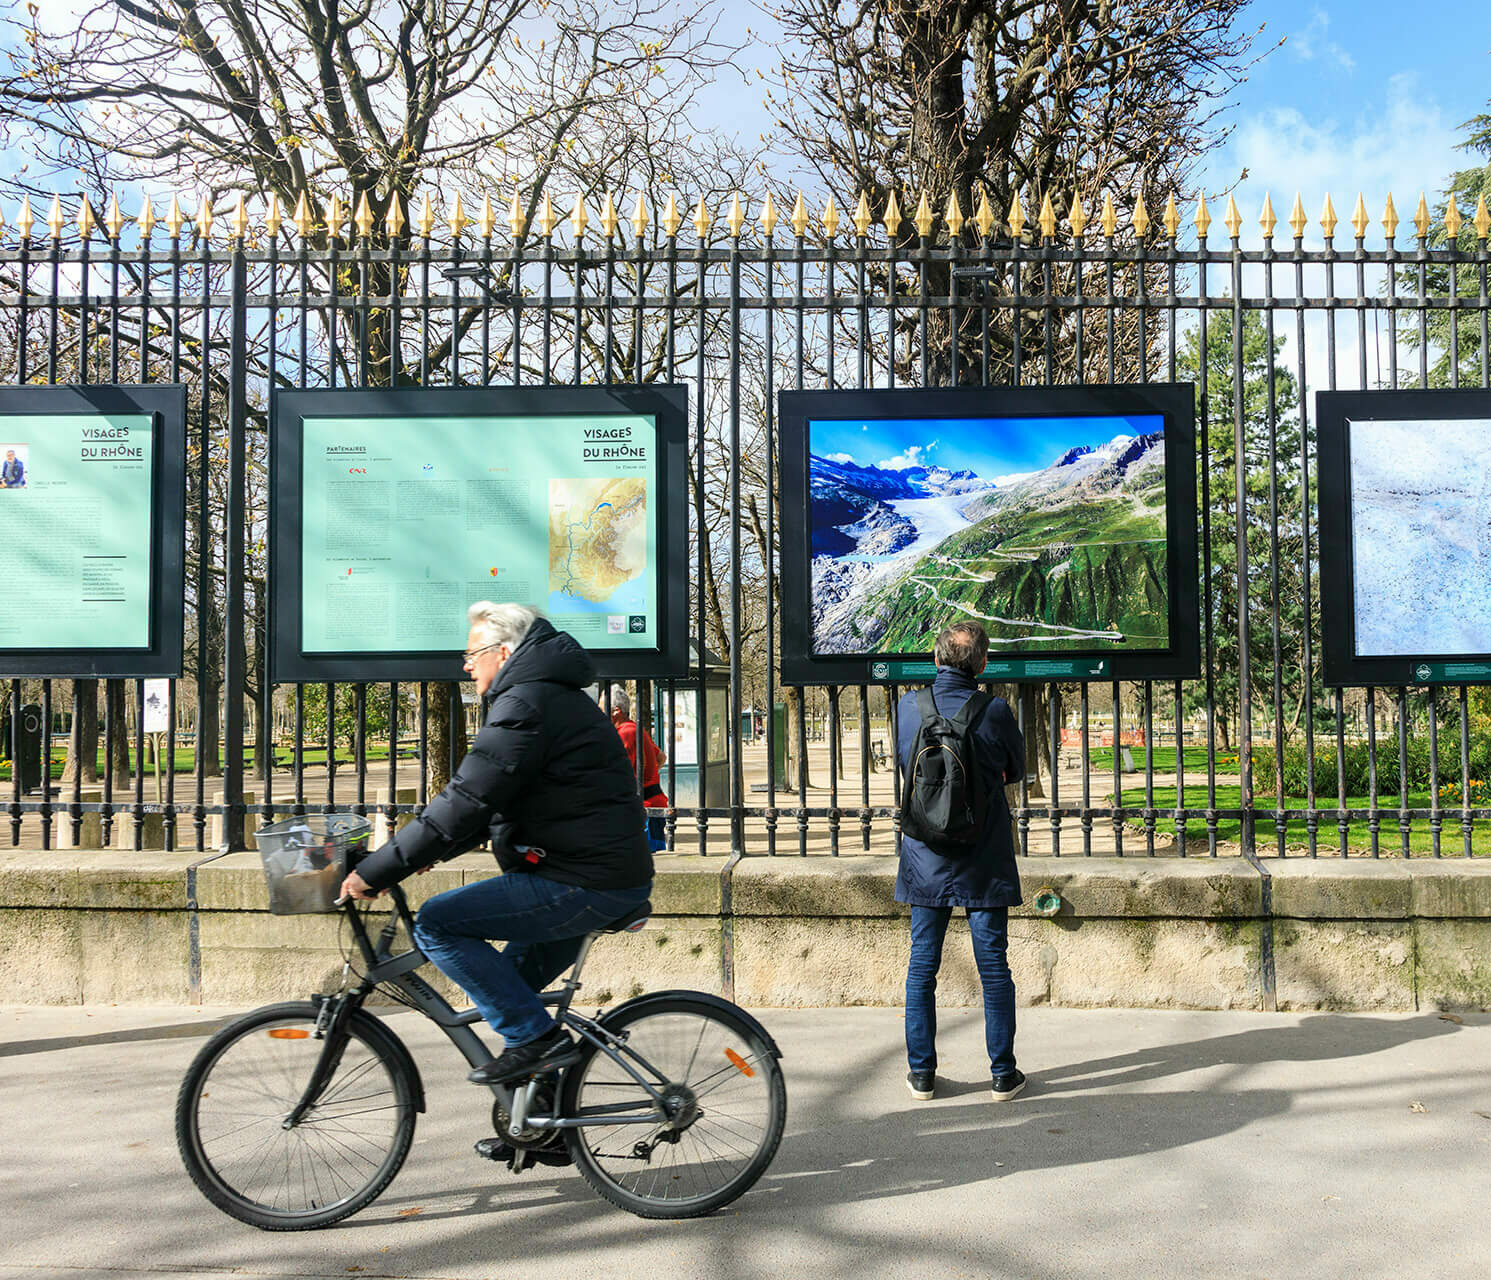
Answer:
[{"left": 2, "top": 188, "right": 1490, "bottom": 859}]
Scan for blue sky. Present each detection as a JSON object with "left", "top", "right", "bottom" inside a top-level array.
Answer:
[{"left": 810, "top": 415, "right": 1164, "bottom": 482}]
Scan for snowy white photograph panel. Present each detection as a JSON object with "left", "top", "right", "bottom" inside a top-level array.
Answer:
[
  {"left": 1349, "top": 417, "right": 1491, "bottom": 657},
  {"left": 808, "top": 414, "right": 1170, "bottom": 656}
]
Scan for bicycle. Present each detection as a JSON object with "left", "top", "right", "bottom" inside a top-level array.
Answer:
[{"left": 175, "top": 819, "right": 786, "bottom": 1229}]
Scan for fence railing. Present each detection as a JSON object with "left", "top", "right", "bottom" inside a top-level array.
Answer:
[{"left": 3, "top": 187, "right": 1490, "bottom": 859}]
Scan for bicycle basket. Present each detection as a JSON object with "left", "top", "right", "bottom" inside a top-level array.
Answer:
[{"left": 257, "top": 814, "right": 372, "bottom": 915}]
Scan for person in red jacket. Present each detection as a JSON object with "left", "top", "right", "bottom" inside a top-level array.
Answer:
[{"left": 609, "top": 684, "right": 668, "bottom": 852}]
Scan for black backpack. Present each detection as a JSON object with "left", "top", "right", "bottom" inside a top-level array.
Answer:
[{"left": 900, "top": 688, "right": 993, "bottom": 854}]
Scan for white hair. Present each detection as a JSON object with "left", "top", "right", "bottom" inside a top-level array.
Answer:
[
  {"left": 467, "top": 601, "right": 541, "bottom": 650},
  {"left": 609, "top": 684, "right": 631, "bottom": 719}
]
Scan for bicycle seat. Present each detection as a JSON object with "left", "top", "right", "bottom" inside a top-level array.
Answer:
[{"left": 598, "top": 901, "right": 652, "bottom": 933}]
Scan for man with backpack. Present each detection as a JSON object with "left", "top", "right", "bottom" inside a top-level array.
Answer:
[{"left": 895, "top": 620, "right": 1027, "bottom": 1102}]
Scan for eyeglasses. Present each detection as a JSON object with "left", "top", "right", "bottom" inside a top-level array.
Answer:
[{"left": 462, "top": 642, "right": 505, "bottom": 665}]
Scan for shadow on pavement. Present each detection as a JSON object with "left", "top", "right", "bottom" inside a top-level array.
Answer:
[{"left": 0, "top": 1017, "right": 233, "bottom": 1059}]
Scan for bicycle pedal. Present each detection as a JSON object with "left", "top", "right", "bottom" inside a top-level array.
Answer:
[{"left": 474, "top": 1137, "right": 513, "bottom": 1163}]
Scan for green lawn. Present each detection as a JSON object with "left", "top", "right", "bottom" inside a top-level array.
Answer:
[
  {"left": 1115, "top": 783, "right": 1487, "bottom": 856},
  {"left": 1084, "top": 746, "right": 1225, "bottom": 774},
  {"left": 0, "top": 743, "right": 410, "bottom": 783}
]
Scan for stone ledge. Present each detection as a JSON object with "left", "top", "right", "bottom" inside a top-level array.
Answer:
[{"left": 1268, "top": 859, "right": 1412, "bottom": 920}]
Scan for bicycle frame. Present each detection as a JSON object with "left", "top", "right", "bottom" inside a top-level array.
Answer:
[{"left": 317, "top": 883, "right": 676, "bottom": 1141}]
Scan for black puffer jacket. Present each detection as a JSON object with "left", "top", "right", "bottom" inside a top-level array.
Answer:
[{"left": 356, "top": 618, "right": 652, "bottom": 893}]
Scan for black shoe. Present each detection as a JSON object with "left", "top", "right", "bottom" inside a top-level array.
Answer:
[
  {"left": 991, "top": 1069, "right": 1026, "bottom": 1102},
  {"left": 474, "top": 1136, "right": 514, "bottom": 1162},
  {"left": 906, "top": 1069, "right": 936, "bottom": 1101},
  {"left": 468, "top": 1025, "right": 576, "bottom": 1085},
  {"left": 474, "top": 1136, "right": 572, "bottom": 1168}
]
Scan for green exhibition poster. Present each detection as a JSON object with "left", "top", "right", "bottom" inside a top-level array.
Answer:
[
  {"left": 300, "top": 415, "right": 658, "bottom": 653},
  {"left": 0, "top": 413, "right": 155, "bottom": 649}
]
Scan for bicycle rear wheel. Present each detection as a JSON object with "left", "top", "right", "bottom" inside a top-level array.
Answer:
[
  {"left": 561, "top": 995, "right": 785, "bottom": 1219},
  {"left": 176, "top": 1001, "right": 417, "bottom": 1230}
]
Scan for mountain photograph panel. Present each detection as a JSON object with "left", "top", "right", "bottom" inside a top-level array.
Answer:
[{"left": 809, "top": 413, "right": 1170, "bottom": 657}]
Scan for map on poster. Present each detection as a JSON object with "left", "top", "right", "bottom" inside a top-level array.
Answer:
[{"left": 300, "top": 414, "right": 658, "bottom": 653}]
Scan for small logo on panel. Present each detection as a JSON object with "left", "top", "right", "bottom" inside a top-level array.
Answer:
[
  {"left": 628, "top": 616, "right": 646, "bottom": 634},
  {"left": 871, "top": 662, "right": 890, "bottom": 680},
  {"left": 422, "top": 463, "right": 435, "bottom": 471},
  {"left": 1415, "top": 664, "right": 1432, "bottom": 681},
  {"left": 489, "top": 567, "right": 499, "bottom": 576},
  {"left": 607, "top": 616, "right": 626, "bottom": 635}
]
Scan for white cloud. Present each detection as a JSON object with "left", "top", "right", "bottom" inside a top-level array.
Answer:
[
  {"left": 823, "top": 451, "right": 856, "bottom": 464},
  {"left": 1288, "top": 9, "right": 1355, "bottom": 71},
  {"left": 877, "top": 440, "right": 938, "bottom": 471}
]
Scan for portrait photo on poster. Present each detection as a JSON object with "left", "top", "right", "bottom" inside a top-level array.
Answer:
[
  {"left": 0, "top": 442, "right": 28, "bottom": 488},
  {"left": 778, "top": 384, "right": 1200, "bottom": 685},
  {"left": 1318, "top": 388, "right": 1491, "bottom": 687}
]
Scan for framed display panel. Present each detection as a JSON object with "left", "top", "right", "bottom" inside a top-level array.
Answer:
[
  {"left": 0, "top": 384, "right": 187, "bottom": 678},
  {"left": 1318, "top": 388, "right": 1491, "bottom": 687},
  {"left": 779, "top": 384, "right": 1200, "bottom": 685},
  {"left": 271, "top": 385, "right": 688, "bottom": 682}
]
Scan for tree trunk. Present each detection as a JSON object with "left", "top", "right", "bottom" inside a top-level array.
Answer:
[
  {"left": 782, "top": 685, "right": 812, "bottom": 788},
  {"left": 62, "top": 680, "right": 99, "bottom": 785},
  {"left": 425, "top": 682, "right": 468, "bottom": 795},
  {"left": 197, "top": 676, "right": 222, "bottom": 778},
  {"left": 106, "top": 680, "right": 131, "bottom": 787}
]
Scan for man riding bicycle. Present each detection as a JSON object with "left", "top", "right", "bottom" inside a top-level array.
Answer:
[{"left": 339, "top": 602, "right": 654, "bottom": 1089}]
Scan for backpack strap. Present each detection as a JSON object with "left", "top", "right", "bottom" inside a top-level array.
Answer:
[
  {"left": 950, "top": 689, "right": 993, "bottom": 731},
  {"left": 915, "top": 687, "right": 938, "bottom": 724}
]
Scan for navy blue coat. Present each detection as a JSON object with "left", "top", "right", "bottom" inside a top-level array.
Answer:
[{"left": 895, "top": 668, "right": 1025, "bottom": 909}]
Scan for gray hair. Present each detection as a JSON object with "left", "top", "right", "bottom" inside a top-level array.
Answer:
[
  {"left": 934, "top": 620, "right": 989, "bottom": 676},
  {"left": 467, "top": 601, "right": 541, "bottom": 650},
  {"left": 608, "top": 684, "right": 631, "bottom": 719}
]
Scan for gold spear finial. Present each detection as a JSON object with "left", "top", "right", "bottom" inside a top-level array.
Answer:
[
  {"left": 1223, "top": 194, "right": 1241, "bottom": 239},
  {"left": 416, "top": 192, "right": 436, "bottom": 238},
  {"left": 727, "top": 193, "right": 746, "bottom": 239},
  {"left": 1475, "top": 195, "right": 1490, "bottom": 241},
  {"left": 692, "top": 194, "right": 711, "bottom": 239},
  {"left": 1100, "top": 193, "right": 1117, "bottom": 237},
  {"left": 975, "top": 187, "right": 995, "bottom": 239},
  {"left": 853, "top": 191, "right": 872, "bottom": 237},
  {"left": 661, "top": 193, "right": 681, "bottom": 238},
  {"left": 16, "top": 196, "right": 33, "bottom": 240},
  {"left": 1320, "top": 194, "right": 1337, "bottom": 239},
  {"left": 292, "top": 192, "right": 312, "bottom": 238},
  {"left": 137, "top": 198, "right": 155, "bottom": 239},
  {"left": 1351, "top": 193, "right": 1369, "bottom": 240},
  {"left": 791, "top": 191, "right": 810, "bottom": 237},
  {"left": 325, "top": 192, "right": 342, "bottom": 242},
  {"left": 1382, "top": 193, "right": 1398, "bottom": 240},
  {"left": 1260, "top": 193, "right": 1276, "bottom": 239},
  {"left": 448, "top": 191, "right": 467, "bottom": 238},
  {"left": 1009, "top": 191, "right": 1026, "bottom": 239},
  {"left": 1038, "top": 192, "right": 1056, "bottom": 240},
  {"left": 386, "top": 193, "right": 406, "bottom": 238},
  {"left": 477, "top": 193, "right": 496, "bottom": 239},
  {"left": 77, "top": 195, "right": 96, "bottom": 240},
  {"left": 1414, "top": 192, "right": 1430, "bottom": 239},
  {"left": 353, "top": 192, "right": 374, "bottom": 238},
  {"left": 535, "top": 191, "right": 557, "bottom": 238},
  {"left": 231, "top": 192, "right": 249, "bottom": 241},
  {"left": 759, "top": 191, "right": 778, "bottom": 238},
  {"left": 1132, "top": 193, "right": 1150, "bottom": 239},
  {"left": 508, "top": 188, "right": 527, "bottom": 239},
  {"left": 883, "top": 190, "right": 903, "bottom": 238},
  {"left": 104, "top": 193, "right": 124, "bottom": 240},
  {"left": 1445, "top": 196, "right": 1462, "bottom": 242},
  {"left": 1069, "top": 191, "right": 1087, "bottom": 238},
  {"left": 196, "top": 194, "right": 214, "bottom": 240},
  {"left": 1163, "top": 194, "right": 1180, "bottom": 240},
  {"left": 822, "top": 193, "right": 839, "bottom": 239},
  {"left": 944, "top": 190, "right": 963, "bottom": 239},
  {"left": 600, "top": 191, "right": 619, "bottom": 240},
  {"left": 47, "top": 194, "right": 64, "bottom": 239},
  {"left": 632, "top": 191, "right": 650, "bottom": 238},
  {"left": 167, "top": 194, "right": 186, "bottom": 239},
  {"left": 1289, "top": 193, "right": 1306, "bottom": 239},
  {"left": 1194, "top": 193, "right": 1211, "bottom": 238},
  {"left": 264, "top": 194, "right": 282, "bottom": 238},
  {"left": 913, "top": 191, "right": 934, "bottom": 238}
]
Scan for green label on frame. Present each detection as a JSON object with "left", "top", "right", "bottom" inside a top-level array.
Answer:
[
  {"left": 870, "top": 657, "right": 1109, "bottom": 682},
  {"left": 1409, "top": 661, "right": 1491, "bottom": 685}
]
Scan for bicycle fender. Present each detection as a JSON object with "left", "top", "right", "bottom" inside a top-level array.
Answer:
[
  {"left": 600, "top": 989, "right": 783, "bottom": 1060},
  {"left": 347, "top": 1006, "right": 429, "bottom": 1113}
]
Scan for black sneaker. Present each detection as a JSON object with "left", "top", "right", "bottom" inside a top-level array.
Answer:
[
  {"left": 991, "top": 1069, "right": 1026, "bottom": 1102},
  {"left": 906, "top": 1069, "right": 936, "bottom": 1101},
  {"left": 468, "top": 1025, "right": 576, "bottom": 1085},
  {"left": 474, "top": 1136, "right": 572, "bottom": 1168}
]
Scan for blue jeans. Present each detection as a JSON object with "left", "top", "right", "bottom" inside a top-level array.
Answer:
[
  {"left": 905, "top": 905, "right": 1016, "bottom": 1077},
  {"left": 413, "top": 873, "right": 652, "bottom": 1047}
]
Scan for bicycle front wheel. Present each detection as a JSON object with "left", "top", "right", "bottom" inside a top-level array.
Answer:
[
  {"left": 176, "top": 1001, "right": 417, "bottom": 1230},
  {"left": 561, "top": 995, "right": 786, "bottom": 1219}
]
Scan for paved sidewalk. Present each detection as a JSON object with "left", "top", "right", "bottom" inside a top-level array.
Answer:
[{"left": 1, "top": 1003, "right": 1487, "bottom": 1280}]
